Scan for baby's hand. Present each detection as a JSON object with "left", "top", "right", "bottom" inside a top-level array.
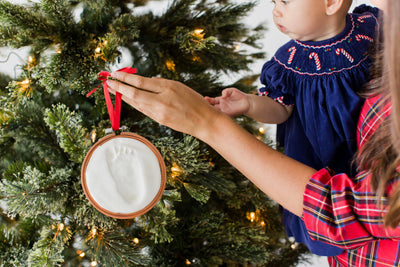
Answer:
[{"left": 205, "top": 87, "right": 250, "bottom": 117}]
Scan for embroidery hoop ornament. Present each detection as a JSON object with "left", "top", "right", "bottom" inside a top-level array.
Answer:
[{"left": 81, "top": 67, "right": 166, "bottom": 219}]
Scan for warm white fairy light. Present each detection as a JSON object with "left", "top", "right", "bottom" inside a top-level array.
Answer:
[
  {"left": 95, "top": 47, "right": 101, "bottom": 53},
  {"left": 258, "top": 127, "right": 265, "bottom": 134},
  {"left": 186, "top": 259, "right": 191, "bottom": 265},
  {"left": 249, "top": 212, "right": 256, "bottom": 222},
  {"left": 246, "top": 210, "right": 261, "bottom": 223},
  {"left": 90, "top": 261, "right": 97, "bottom": 266},
  {"left": 28, "top": 56, "right": 34, "bottom": 63},
  {"left": 133, "top": 237, "right": 139, "bottom": 244},
  {"left": 194, "top": 28, "right": 204, "bottom": 36},
  {"left": 90, "top": 130, "right": 97, "bottom": 143},
  {"left": 165, "top": 59, "right": 176, "bottom": 71},
  {"left": 171, "top": 164, "right": 182, "bottom": 173},
  {"left": 79, "top": 251, "right": 86, "bottom": 257},
  {"left": 20, "top": 79, "right": 30, "bottom": 86},
  {"left": 171, "top": 163, "right": 182, "bottom": 178}
]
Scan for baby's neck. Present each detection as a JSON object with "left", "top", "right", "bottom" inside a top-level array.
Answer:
[{"left": 308, "top": 15, "right": 347, "bottom": 42}]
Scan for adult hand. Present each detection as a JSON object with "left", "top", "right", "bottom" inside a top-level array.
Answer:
[{"left": 106, "top": 72, "right": 225, "bottom": 141}]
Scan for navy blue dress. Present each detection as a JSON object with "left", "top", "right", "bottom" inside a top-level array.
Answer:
[{"left": 258, "top": 5, "right": 380, "bottom": 256}]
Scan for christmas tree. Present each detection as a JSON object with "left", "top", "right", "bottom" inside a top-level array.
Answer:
[{"left": 0, "top": 0, "right": 309, "bottom": 266}]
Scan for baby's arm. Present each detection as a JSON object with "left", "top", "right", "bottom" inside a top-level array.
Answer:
[
  {"left": 246, "top": 94, "right": 293, "bottom": 124},
  {"left": 206, "top": 88, "right": 293, "bottom": 124}
]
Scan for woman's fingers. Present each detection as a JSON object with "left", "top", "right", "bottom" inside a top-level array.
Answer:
[{"left": 111, "top": 71, "right": 163, "bottom": 94}]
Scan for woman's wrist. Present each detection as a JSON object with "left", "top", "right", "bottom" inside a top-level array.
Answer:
[{"left": 194, "top": 109, "right": 232, "bottom": 144}]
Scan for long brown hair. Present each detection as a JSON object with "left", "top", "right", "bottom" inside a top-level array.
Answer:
[{"left": 357, "top": 0, "right": 400, "bottom": 228}]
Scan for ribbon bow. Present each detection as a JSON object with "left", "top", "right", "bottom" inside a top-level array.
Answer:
[{"left": 87, "top": 67, "right": 137, "bottom": 131}]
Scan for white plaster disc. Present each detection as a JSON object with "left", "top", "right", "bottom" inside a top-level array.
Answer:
[{"left": 81, "top": 132, "right": 166, "bottom": 219}]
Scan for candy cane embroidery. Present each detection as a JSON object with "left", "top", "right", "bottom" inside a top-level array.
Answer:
[
  {"left": 309, "top": 52, "right": 321, "bottom": 71},
  {"left": 275, "top": 96, "right": 284, "bottom": 105},
  {"left": 288, "top": 46, "right": 297, "bottom": 64},
  {"left": 357, "top": 14, "right": 372, "bottom": 23},
  {"left": 336, "top": 48, "right": 354, "bottom": 63},
  {"left": 355, "top": 34, "right": 373, "bottom": 43}
]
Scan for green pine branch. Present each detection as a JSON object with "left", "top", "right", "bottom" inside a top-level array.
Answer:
[{"left": 44, "top": 103, "right": 91, "bottom": 163}]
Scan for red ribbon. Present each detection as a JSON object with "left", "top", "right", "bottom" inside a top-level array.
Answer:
[{"left": 87, "top": 67, "right": 137, "bottom": 131}]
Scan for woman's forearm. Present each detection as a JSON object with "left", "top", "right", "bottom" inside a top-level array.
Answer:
[{"left": 198, "top": 112, "right": 315, "bottom": 217}]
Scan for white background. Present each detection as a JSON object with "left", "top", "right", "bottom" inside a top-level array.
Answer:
[{"left": 0, "top": 0, "right": 373, "bottom": 266}]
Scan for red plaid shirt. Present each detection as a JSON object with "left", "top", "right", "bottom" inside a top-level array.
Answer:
[{"left": 303, "top": 94, "right": 400, "bottom": 266}]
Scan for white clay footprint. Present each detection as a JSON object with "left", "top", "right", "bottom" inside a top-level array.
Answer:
[{"left": 106, "top": 145, "right": 145, "bottom": 204}]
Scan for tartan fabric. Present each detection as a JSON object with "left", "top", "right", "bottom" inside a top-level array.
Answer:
[{"left": 303, "top": 94, "right": 400, "bottom": 266}]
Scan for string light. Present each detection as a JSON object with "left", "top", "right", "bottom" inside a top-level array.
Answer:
[
  {"left": 258, "top": 127, "right": 265, "bottom": 134},
  {"left": 19, "top": 79, "right": 30, "bottom": 87},
  {"left": 246, "top": 210, "right": 261, "bottom": 223},
  {"left": 90, "top": 261, "right": 97, "bottom": 266},
  {"left": 249, "top": 212, "right": 256, "bottom": 222},
  {"left": 193, "top": 28, "right": 205, "bottom": 39},
  {"left": 171, "top": 163, "right": 182, "bottom": 173},
  {"left": 90, "top": 129, "right": 97, "bottom": 143},
  {"left": 208, "top": 160, "right": 215, "bottom": 168},
  {"left": 27, "top": 56, "right": 34, "bottom": 63},
  {"left": 16, "top": 79, "right": 32, "bottom": 97},
  {"left": 95, "top": 47, "right": 101, "bottom": 54},
  {"left": 192, "top": 55, "right": 201, "bottom": 62},
  {"left": 133, "top": 237, "right": 139, "bottom": 244},
  {"left": 171, "top": 163, "right": 182, "bottom": 178},
  {"left": 54, "top": 44, "right": 62, "bottom": 54},
  {"left": 86, "top": 227, "right": 98, "bottom": 242},
  {"left": 185, "top": 259, "right": 192, "bottom": 265},
  {"left": 165, "top": 59, "right": 176, "bottom": 71}
]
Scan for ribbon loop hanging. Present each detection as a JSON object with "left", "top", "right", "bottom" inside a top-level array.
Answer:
[{"left": 87, "top": 67, "right": 137, "bottom": 131}]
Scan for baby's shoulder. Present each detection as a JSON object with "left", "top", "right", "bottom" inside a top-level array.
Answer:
[
  {"left": 352, "top": 4, "right": 380, "bottom": 19},
  {"left": 350, "top": 4, "right": 380, "bottom": 36}
]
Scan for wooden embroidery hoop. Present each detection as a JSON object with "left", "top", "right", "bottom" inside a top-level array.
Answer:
[{"left": 81, "top": 132, "right": 167, "bottom": 219}]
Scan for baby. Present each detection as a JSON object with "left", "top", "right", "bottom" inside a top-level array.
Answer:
[{"left": 206, "top": 0, "right": 380, "bottom": 256}]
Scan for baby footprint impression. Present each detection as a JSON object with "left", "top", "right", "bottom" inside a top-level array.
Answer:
[{"left": 107, "top": 145, "right": 145, "bottom": 204}]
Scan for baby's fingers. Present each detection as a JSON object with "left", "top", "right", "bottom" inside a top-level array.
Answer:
[{"left": 205, "top": 96, "right": 219, "bottom": 105}]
